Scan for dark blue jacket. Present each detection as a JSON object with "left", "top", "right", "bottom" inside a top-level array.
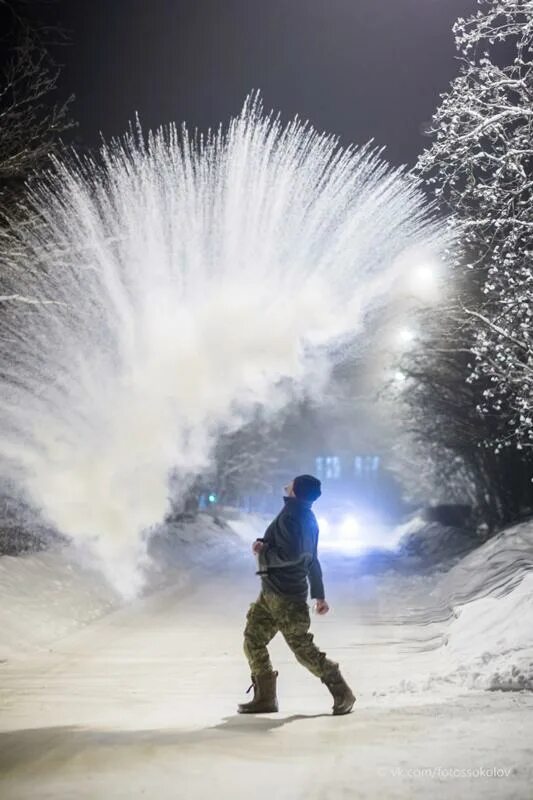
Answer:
[{"left": 256, "top": 497, "right": 325, "bottom": 601}]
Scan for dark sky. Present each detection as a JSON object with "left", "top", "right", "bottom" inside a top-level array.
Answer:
[
  {"left": 31, "top": 0, "right": 480, "bottom": 167},
  {"left": 7, "top": 0, "right": 479, "bottom": 165}
]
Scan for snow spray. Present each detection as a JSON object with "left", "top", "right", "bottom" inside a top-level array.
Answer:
[{"left": 0, "top": 95, "right": 448, "bottom": 597}]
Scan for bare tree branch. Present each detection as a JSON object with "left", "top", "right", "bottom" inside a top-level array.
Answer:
[{"left": 0, "top": 1, "right": 75, "bottom": 210}]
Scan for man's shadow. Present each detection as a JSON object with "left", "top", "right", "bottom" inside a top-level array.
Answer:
[
  {"left": 0, "top": 714, "right": 336, "bottom": 774},
  {"left": 0, "top": 714, "right": 335, "bottom": 774},
  {"left": 212, "top": 713, "right": 331, "bottom": 734}
]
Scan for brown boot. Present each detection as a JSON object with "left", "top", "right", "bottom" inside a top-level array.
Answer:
[
  {"left": 322, "top": 667, "right": 356, "bottom": 715},
  {"left": 237, "top": 671, "right": 279, "bottom": 714}
]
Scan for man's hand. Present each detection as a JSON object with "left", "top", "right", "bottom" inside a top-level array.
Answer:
[
  {"left": 314, "top": 599, "right": 330, "bottom": 615},
  {"left": 252, "top": 540, "right": 265, "bottom": 555}
]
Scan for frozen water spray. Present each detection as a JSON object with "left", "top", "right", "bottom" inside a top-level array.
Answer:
[{"left": 0, "top": 96, "right": 448, "bottom": 596}]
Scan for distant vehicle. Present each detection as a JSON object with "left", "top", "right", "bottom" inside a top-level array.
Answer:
[{"left": 315, "top": 501, "right": 385, "bottom": 554}]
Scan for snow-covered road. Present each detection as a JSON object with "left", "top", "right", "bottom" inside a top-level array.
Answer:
[{"left": 1, "top": 541, "right": 532, "bottom": 799}]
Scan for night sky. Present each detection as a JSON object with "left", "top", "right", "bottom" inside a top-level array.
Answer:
[{"left": 11, "top": 0, "right": 480, "bottom": 166}]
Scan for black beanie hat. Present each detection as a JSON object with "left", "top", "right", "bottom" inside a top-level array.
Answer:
[{"left": 293, "top": 474, "right": 322, "bottom": 503}]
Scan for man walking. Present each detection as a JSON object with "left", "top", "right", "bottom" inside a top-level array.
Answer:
[{"left": 238, "top": 474, "right": 355, "bottom": 715}]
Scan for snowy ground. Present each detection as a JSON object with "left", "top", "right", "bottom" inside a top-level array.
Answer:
[{"left": 1, "top": 513, "right": 533, "bottom": 799}]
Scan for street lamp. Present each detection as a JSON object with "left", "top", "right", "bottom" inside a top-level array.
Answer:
[{"left": 397, "top": 327, "right": 416, "bottom": 346}]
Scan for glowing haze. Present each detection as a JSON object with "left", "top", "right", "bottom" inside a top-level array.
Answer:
[{"left": 0, "top": 96, "right": 447, "bottom": 596}]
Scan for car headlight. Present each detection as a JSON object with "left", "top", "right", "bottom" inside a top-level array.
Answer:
[{"left": 339, "top": 515, "right": 359, "bottom": 538}]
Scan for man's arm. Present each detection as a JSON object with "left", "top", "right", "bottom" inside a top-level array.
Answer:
[
  {"left": 309, "top": 554, "right": 325, "bottom": 601},
  {"left": 302, "top": 519, "right": 328, "bottom": 612},
  {"left": 299, "top": 519, "right": 325, "bottom": 599}
]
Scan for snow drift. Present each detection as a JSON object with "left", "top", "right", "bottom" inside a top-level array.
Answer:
[
  {"left": 395, "top": 513, "right": 482, "bottom": 565},
  {"left": 392, "top": 520, "right": 533, "bottom": 693},
  {"left": 0, "top": 513, "right": 242, "bottom": 662}
]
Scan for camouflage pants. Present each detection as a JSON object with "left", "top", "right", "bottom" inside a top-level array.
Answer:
[{"left": 243, "top": 590, "right": 337, "bottom": 678}]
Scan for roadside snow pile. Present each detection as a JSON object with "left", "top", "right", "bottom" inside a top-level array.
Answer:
[
  {"left": 0, "top": 513, "right": 243, "bottom": 662},
  {"left": 442, "top": 571, "right": 533, "bottom": 691},
  {"left": 436, "top": 520, "right": 533, "bottom": 691},
  {"left": 0, "top": 546, "right": 120, "bottom": 661},
  {"left": 395, "top": 520, "right": 533, "bottom": 693},
  {"left": 438, "top": 519, "right": 533, "bottom": 605},
  {"left": 149, "top": 511, "right": 243, "bottom": 569},
  {"left": 396, "top": 514, "right": 481, "bottom": 565}
]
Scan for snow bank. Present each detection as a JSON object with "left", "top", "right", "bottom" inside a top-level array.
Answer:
[
  {"left": 438, "top": 518, "right": 533, "bottom": 605},
  {"left": 436, "top": 520, "right": 533, "bottom": 691},
  {"left": 395, "top": 514, "right": 481, "bottom": 565},
  {"left": 0, "top": 547, "right": 120, "bottom": 661},
  {"left": 443, "top": 571, "right": 533, "bottom": 691},
  {"left": 393, "top": 520, "right": 533, "bottom": 693},
  {"left": 0, "top": 513, "right": 243, "bottom": 662}
]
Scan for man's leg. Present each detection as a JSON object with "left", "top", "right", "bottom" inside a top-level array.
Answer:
[
  {"left": 274, "top": 596, "right": 337, "bottom": 679},
  {"left": 239, "top": 592, "right": 280, "bottom": 713},
  {"left": 274, "top": 596, "right": 355, "bottom": 714},
  {"left": 243, "top": 592, "right": 279, "bottom": 676}
]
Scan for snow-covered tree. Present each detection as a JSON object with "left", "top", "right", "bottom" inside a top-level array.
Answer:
[
  {"left": 0, "top": 3, "right": 74, "bottom": 212},
  {"left": 380, "top": 289, "right": 533, "bottom": 530},
  {"left": 418, "top": 0, "right": 533, "bottom": 452},
  {"left": 213, "top": 418, "right": 288, "bottom": 511}
]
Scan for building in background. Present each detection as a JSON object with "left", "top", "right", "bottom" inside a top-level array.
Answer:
[{"left": 311, "top": 450, "right": 405, "bottom": 523}]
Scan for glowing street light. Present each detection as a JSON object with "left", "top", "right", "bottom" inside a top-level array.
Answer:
[
  {"left": 408, "top": 260, "right": 443, "bottom": 302},
  {"left": 414, "top": 264, "right": 436, "bottom": 284},
  {"left": 397, "top": 327, "right": 416, "bottom": 346}
]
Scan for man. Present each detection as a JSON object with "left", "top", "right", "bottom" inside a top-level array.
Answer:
[{"left": 238, "top": 474, "right": 356, "bottom": 715}]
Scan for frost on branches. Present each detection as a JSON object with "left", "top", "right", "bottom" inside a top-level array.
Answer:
[{"left": 418, "top": 0, "right": 533, "bottom": 452}]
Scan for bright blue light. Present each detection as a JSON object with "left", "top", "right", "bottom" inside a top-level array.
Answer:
[
  {"left": 340, "top": 515, "right": 360, "bottom": 539},
  {"left": 208, "top": 493, "right": 217, "bottom": 503}
]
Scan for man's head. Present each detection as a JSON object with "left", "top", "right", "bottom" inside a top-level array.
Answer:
[{"left": 284, "top": 474, "right": 322, "bottom": 503}]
